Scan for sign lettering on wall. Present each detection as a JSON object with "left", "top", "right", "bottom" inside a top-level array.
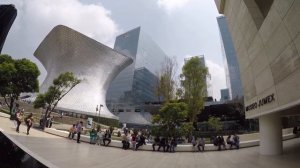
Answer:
[{"left": 245, "top": 94, "right": 275, "bottom": 112}]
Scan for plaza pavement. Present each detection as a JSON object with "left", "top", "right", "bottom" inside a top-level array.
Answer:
[{"left": 0, "top": 113, "right": 300, "bottom": 168}]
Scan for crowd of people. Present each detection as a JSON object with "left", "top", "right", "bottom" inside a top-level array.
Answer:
[
  {"left": 65, "top": 124, "right": 242, "bottom": 153},
  {"left": 211, "top": 134, "right": 240, "bottom": 150},
  {"left": 6, "top": 103, "right": 241, "bottom": 152},
  {"left": 152, "top": 137, "right": 178, "bottom": 152}
]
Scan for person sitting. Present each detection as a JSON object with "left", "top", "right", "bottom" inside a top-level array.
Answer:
[
  {"left": 135, "top": 134, "right": 146, "bottom": 151},
  {"left": 165, "top": 138, "right": 171, "bottom": 152},
  {"left": 96, "top": 130, "right": 104, "bottom": 146},
  {"left": 232, "top": 134, "right": 240, "bottom": 149},
  {"left": 152, "top": 136, "right": 160, "bottom": 151},
  {"left": 103, "top": 130, "right": 112, "bottom": 146},
  {"left": 90, "top": 129, "right": 97, "bottom": 144},
  {"left": 197, "top": 137, "right": 205, "bottom": 152},
  {"left": 68, "top": 124, "right": 76, "bottom": 139},
  {"left": 122, "top": 133, "right": 130, "bottom": 150},
  {"left": 131, "top": 134, "right": 137, "bottom": 150},
  {"left": 220, "top": 136, "right": 227, "bottom": 150},
  {"left": 157, "top": 137, "right": 166, "bottom": 152},
  {"left": 170, "top": 137, "right": 177, "bottom": 153},
  {"left": 226, "top": 135, "right": 233, "bottom": 148}
]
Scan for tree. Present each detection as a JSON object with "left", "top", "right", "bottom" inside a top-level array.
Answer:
[
  {"left": 179, "top": 56, "right": 209, "bottom": 123},
  {"left": 152, "top": 102, "right": 188, "bottom": 137},
  {"left": 0, "top": 54, "right": 40, "bottom": 117},
  {"left": 207, "top": 116, "right": 222, "bottom": 133},
  {"left": 33, "top": 72, "right": 81, "bottom": 129},
  {"left": 155, "top": 56, "right": 178, "bottom": 103}
]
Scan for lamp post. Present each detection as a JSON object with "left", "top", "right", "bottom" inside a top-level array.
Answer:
[
  {"left": 96, "top": 105, "right": 103, "bottom": 126},
  {"left": 98, "top": 104, "right": 103, "bottom": 125}
]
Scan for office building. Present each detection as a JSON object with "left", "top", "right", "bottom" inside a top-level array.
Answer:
[
  {"left": 106, "top": 27, "right": 168, "bottom": 111},
  {"left": 217, "top": 15, "right": 243, "bottom": 100},
  {"left": 220, "top": 88, "right": 230, "bottom": 101}
]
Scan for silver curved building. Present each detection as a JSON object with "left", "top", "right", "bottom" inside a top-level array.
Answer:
[{"left": 34, "top": 25, "right": 133, "bottom": 119}]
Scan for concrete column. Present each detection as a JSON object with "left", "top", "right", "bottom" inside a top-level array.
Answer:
[{"left": 259, "top": 113, "right": 282, "bottom": 155}]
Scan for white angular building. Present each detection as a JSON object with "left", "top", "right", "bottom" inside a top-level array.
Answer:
[{"left": 34, "top": 25, "right": 133, "bottom": 119}]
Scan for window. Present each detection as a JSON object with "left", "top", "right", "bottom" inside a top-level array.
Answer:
[
  {"left": 254, "top": 0, "right": 274, "bottom": 18},
  {"left": 244, "top": 0, "right": 274, "bottom": 29}
]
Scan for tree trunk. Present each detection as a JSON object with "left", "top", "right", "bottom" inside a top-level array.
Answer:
[
  {"left": 41, "top": 107, "right": 50, "bottom": 130},
  {"left": 9, "top": 98, "right": 14, "bottom": 120}
]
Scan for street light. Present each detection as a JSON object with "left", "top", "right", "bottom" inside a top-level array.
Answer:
[{"left": 96, "top": 104, "right": 103, "bottom": 126}]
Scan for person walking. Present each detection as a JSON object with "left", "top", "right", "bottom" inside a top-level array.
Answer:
[
  {"left": 25, "top": 113, "right": 33, "bottom": 135},
  {"left": 15, "top": 109, "right": 22, "bottom": 133},
  {"left": 76, "top": 121, "right": 83, "bottom": 143}
]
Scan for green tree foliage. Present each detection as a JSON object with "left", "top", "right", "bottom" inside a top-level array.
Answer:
[
  {"left": 207, "top": 116, "right": 222, "bottom": 132},
  {"left": 155, "top": 56, "right": 178, "bottom": 103},
  {"left": 179, "top": 56, "right": 209, "bottom": 123},
  {"left": 33, "top": 72, "right": 81, "bottom": 129},
  {"left": 179, "top": 122, "right": 194, "bottom": 138},
  {"left": 0, "top": 54, "right": 40, "bottom": 116},
  {"left": 152, "top": 102, "right": 188, "bottom": 137}
]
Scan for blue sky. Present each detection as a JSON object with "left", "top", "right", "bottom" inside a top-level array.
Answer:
[{"left": 2, "top": 0, "right": 226, "bottom": 100}]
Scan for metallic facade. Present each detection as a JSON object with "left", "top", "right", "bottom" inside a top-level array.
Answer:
[
  {"left": 106, "top": 27, "right": 167, "bottom": 110},
  {"left": 0, "top": 4, "right": 17, "bottom": 53},
  {"left": 217, "top": 16, "right": 243, "bottom": 100},
  {"left": 34, "top": 25, "right": 133, "bottom": 119}
]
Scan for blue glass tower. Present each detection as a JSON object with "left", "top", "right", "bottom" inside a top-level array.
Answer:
[
  {"left": 217, "top": 16, "right": 243, "bottom": 100},
  {"left": 106, "top": 27, "right": 168, "bottom": 110}
]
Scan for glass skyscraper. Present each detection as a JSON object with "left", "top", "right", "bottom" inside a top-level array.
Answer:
[
  {"left": 217, "top": 16, "right": 243, "bottom": 100},
  {"left": 106, "top": 27, "right": 168, "bottom": 111}
]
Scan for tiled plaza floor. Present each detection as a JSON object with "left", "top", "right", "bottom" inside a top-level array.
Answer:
[{"left": 0, "top": 113, "right": 299, "bottom": 168}]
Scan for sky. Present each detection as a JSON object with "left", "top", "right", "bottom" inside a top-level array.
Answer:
[{"left": 1, "top": 0, "right": 226, "bottom": 100}]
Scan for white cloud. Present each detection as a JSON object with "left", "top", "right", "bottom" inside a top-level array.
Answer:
[
  {"left": 2, "top": 0, "right": 119, "bottom": 81},
  {"left": 157, "top": 0, "right": 190, "bottom": 14},
  {"left": 206, "top": 59, "right": 226, "bottom": 100}
]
